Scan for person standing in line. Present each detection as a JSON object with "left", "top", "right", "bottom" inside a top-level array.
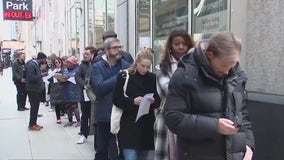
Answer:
[
  {"left": 154, "top": 29, "right": 195, "bottom": 160},
  {"left": 26, "top": 52, "right": 48, "bottom": 131},
  {"left": 91, "top": 38, "right": 132, "bottom": 160},
  {"left": 75, "top": 46, "right": 97, "bottom": 144},
  {"left": 164, "top": 32, "right": 255, "bottom": 160},
  {"left": 93, "top": 31, "right": 134, "bottom": 65},
  {"left": 40, "top": 58, "right": 50, "bottom": 106},
  {"left": 48, "top": 57, "right": 64, "bottom": 124},
  {"left": 62, "top": 56, "right": 81, "bottom": 127},
  {"left": 12, "top": 52, "right": 29, "bottom": 111},
  {"left": 113, "top": 48, "right": 161, "bottom": 160},
  {"left": 0, "top": 60, "right": 4, "bottom": 76}
]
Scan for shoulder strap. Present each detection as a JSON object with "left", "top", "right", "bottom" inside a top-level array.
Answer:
[{"left": 123, "top": 70, "right": 129, "bottom": 97}]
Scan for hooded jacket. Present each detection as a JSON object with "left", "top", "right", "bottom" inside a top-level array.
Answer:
[
  {"left": 164, "top": 41, "right": 255, "bottom": 160},
  {"left": 90, "top": 54, "right": 131, "bottom": 122}
]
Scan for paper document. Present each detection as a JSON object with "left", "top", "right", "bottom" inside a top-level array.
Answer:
[
  {"left": 83, "top": 89, "right": 90, "bottom": 101},
  {"left": 135, "top": 93, "right": 154, "bottom": 122},
  {"left": 67, "top": 77, "right": 76, "bottom": 84},
  {"left": 53, "top": 77, "right": 58, "bottom": 83}
]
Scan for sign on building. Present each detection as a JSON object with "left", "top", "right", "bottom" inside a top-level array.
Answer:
[
  {"left": 193, "top": 0, "right": 228, "bottom": 35},
  {"left": 2, "top": 0, "right": 33, "bottom": 21}
]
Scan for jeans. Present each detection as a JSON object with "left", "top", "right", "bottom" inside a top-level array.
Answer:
[{"left": 123, "top": 149, "right": 148, "bottom": 160}]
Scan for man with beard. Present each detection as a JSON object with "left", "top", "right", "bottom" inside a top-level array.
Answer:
[
  {"left": 93, "top": 31, "right": 134, "bottom": 65},
  {"left": 26, "top": 52, "right": 48, "bottom": 131},
  {"left": 91, "top": 38, "right": 131, "bottom": 160},
  {"left": 12, "top": 52, "right": 28, "bottom": 111}
]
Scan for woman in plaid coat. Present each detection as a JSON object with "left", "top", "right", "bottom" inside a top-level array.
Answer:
[{"left": 154, "top": 30, "right": 195, "bottom": 160}]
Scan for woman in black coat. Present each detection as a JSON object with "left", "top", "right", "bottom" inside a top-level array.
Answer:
[{"left": 113, "top": 48, "right": 161, "bottom": 160}]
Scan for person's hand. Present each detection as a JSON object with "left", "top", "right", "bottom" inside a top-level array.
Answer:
[
  {"left": 148, "top": 97, "right": 155, "bottom": 104},
  {"left": 217, "top": 118, "right": 239, "bottom": 135},
  {"left": 243, "top": 145, "right": 253, "bottom": 160},
  {"left": 21, "top": 78, "right": 26, "bottom": 83},
  {"left": 134, "top": 96, "right": 143, "bottom": 105},
  {"left": 41, "top": 72, "right": 48, "bottom": 77}
]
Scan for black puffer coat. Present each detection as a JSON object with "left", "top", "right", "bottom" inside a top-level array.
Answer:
[{"left": 164, "top": 42, "right": 255, "bottom": 160}]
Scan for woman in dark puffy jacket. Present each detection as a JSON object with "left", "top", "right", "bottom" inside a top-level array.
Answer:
[{"left": 164, "top": 32, "right": 255, "bottom": 160}]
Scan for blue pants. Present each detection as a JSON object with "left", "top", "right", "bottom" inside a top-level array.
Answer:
[
  {"left": 123, "top": 149, "right": 148, "bottom": 160},
  {"left": 94, "top": 122, "right": 119, "bottom": 160}
]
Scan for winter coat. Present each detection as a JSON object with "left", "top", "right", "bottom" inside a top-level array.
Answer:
[
  {"left": 48, "top": 69, "right": 64, "bottom": 105},
  {"left": 25, "top": 60, "right": 45, "bottom": 92},
  {"left": 154, "top": 55, "right": 179, "bottom": 160},
  {"left": 113, "top": 71, "right": 161, "bottom": 150},
  {"left": 12, "top": 59, "right": 25, "bottom": 82},
  {"left": 62, "top": 65, "right": 81, "bottom": 103},
  {"left": 75, "top": 60, "right": 92, "bottom": 101},
  {"left": 0, "top": 61, "right": 4, "bottom": 72},
  {"left": 90, "top": 54, "right": 132, "bottom": 122},
  {"left": 164, "top": 42, "right": 255, "bottom": 160}
]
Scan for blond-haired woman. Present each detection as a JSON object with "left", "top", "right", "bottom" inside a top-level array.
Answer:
[{"left": 113, "top": 48, "right": 161, "bottom": 160}]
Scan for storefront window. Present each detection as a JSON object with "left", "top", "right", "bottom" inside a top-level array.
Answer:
[
  {"left": 192, "top": 0, "right": 229, "bottom": 41},
  {"left": 87, "top": 0, "right": 95, "bottom": 47},
  {"left": 93, "top": 0, "right": 115, "bottom": 48},
  {"left": 106, "top": 0, "right": 115, "bottom": 31},
  {"left": 94, "top": 0, "right": 106, "bottom": 47},
  {"left": 136, "top": 0, "right": 151, "bottom": 51},
  {"left": 152, "top": 0, "right": 188, "bottom": 70}
]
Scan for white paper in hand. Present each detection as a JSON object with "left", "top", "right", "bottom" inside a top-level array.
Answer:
[
  {"left": 135, "top": 93, "right": 154, "bottom": 122},
  {"left": 83, "top": 89, "right": 90, "bottom": 101}
]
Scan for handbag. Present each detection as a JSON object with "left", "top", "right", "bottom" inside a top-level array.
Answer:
[
  {"left": 86, "top": 80, "right": 96, "bottom": 102},
  {"left": 110, "top": 70, "right": 129, "bottom": 134},
  {"left": 85, "top": 62, "right": 96, "bottom": 102}
]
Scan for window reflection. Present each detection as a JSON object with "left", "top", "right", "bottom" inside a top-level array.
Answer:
[
  {"left": 136, "top": 0, "right": 151, "bottom": 51},
  {"left": 94, "top": 0, "right": 115, "bottom": 48},
  {"left": 192, "top": 0, "right": 228, "bottom": 41},
  {"left": 152, "top": 0, "right": 188, "bottom": 69},
  {"left": 106, "top": 0, "right": 115, "bottom": 31},
  {"left": 95, "top": 0, "right": 106, "bottom": 48},
  {"left": 68, "top": 0, "right": 81, "bottom": 56},
  {"left": 87, "top": 0, "right": 95, "bottom": 46}
]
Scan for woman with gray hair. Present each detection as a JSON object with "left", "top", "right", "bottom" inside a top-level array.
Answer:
[{"left": 164, "top": 32, "right": 255, "bottom": 160}]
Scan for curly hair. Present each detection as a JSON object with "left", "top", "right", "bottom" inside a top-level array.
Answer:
[{"left": 159, "top": 29, "right": 194, "bottom": 75}]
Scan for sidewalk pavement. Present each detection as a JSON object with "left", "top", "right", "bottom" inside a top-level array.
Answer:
[{"left": 0, "top": 68, "right": 94, "bottom": 160}]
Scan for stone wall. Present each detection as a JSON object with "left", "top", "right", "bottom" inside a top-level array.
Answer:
[{"left": 246, "top": 0, "right": 284, "bottom": 95}]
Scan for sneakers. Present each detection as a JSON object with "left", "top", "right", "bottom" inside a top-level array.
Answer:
[
  {"left": 77, "top": 135, "right": 86, "bottom": 144},
  {"left": 28, "top": 125, "right": 41, "bottom": 131},
  {"left": 63, "top": 122, "right": 73, "bottom": 127},
  {"left": 56, "top": 120, "right": 62, "bottom": 124},
  {"left": 48, "top": 108, "right": 54, "bottom": 112}
]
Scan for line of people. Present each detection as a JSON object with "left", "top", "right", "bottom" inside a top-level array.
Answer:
[{"left": 10, "top": 30, "right": 254, "bottom": 160}]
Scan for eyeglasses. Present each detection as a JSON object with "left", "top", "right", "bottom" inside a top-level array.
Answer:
[{"left": 109, "top": 46, "right": 123, "bottom": 50}]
